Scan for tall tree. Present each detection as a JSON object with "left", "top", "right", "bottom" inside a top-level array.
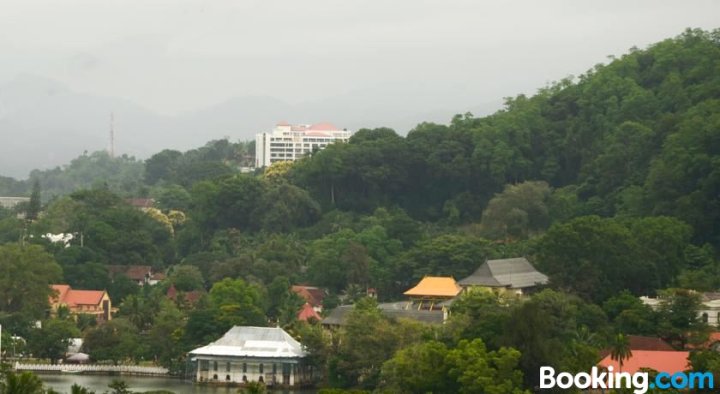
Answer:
[
  {"left": 610, "top": 333, "right": 633, "bottom": 372},
  {"left": 26, "top": 179, "right": 41, "bottom": 221}
]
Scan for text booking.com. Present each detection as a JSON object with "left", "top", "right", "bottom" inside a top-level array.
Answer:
[{"left": 540, "top": 366, "right": 714, "bottom": 393}]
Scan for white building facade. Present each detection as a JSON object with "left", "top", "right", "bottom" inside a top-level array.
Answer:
[
  {"left": 189, "top": 326, "right": 315, "bottom": 387},
  {"left": 255, "top": 122, "right": 351, "bottom": 168},
  {"left": 641, "top": 294, "right": 720, "bottom": 327}
]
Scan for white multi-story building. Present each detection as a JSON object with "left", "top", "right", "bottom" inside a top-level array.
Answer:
[{"left": 255, "top": 122, "right": 351, "bottom": 168}]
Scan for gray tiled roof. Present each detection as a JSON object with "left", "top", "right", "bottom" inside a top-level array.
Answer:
[
  {"left": 322, "top": 302, "right": 445, "bottom": 326},
  {"left": 458, "top": 257, "right": 548, "bottom": 289}
]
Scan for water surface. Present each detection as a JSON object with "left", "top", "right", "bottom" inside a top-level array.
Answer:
[{"left": 41, "top": 374, "right": 314, "bottom": 394}]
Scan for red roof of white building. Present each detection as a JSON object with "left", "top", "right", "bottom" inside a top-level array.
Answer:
[{"left": 309, "top": 123, "right": 339, "bottom": 131}]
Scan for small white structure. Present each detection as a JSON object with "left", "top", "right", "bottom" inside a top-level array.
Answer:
[
  {"left": 255, "top": 122, "right": 351, "bottom": 168},
  {"left": 188, "top": 326, "right": 314, "bottom": 387}
]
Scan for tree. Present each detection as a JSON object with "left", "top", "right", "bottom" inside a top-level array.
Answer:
[
  {"left": 184, "top": 278, "right": 268, "bottom": 343},
  {"left": 396, "top": 234, "right": 494, "bottom": 286},
  {"left": 536, "top": 216, "right": 653, "bottom": 302},
  {"left": 448, "top": 288, "right": 516, "bottom": 348},
  {"left": 26, "top": 180, "right": 41, "bottom": 221},
  {"left": 0, "top": 244, "right": 62, "bottom": 332},
  {"left": 146, "top": 300, "right": 186, "bottom": 369},
  {"left": 83, "top": 318, "right": 142, "bottom": 365},
  {"left": 503, "top": 290, "right": 604, "bottom": 387},
  {"left": 27, "top": 319, "right": 80, "bottom": 364},
  {"left": 144, "top": 149, "right": 182, "bottom": 185},
  {"left": 610, "top": 334, "right": 633, "bottom": 372},
  {"left": 380, "top": 341, "right": 450, "bottom": 393},
  {"left": 0, "top": 371, "right": 46, "bottom": 394},
  {"left": 330, "top": 298, "right": 422, "bottom": 388},
  {"left": 603, "top": 290, "right": 657, "bottom": 335},
  {"left": 445, "top": 339, "right": 530, "bottom": 394},
  {"left": 252, "top": 182, "right": 321, "bottom": 232},
  {"left": 656, "top": 288, "right": 709, "bottom": 348},
  {"left": 479, "top": 181, "right": 552, "bottom": 240},
  {"left": 168, "top": 265, "right": 205, "bottom": 291},
  {"left": 266, "top": 276, "right": 304, "bottom": 325},
  {"left": 70, "top": 384, "right": 95, "bottom": 394}
]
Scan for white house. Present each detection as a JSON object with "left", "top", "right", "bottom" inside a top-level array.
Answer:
[
  {"left": 640, "top": 292, "right": 720, "bottom": 327},
  {"left": 188, "top": 326, "right": 315, "bottom": 387},
  {"left": 255, "top": 122, "right": 351, "bottom": 168}
]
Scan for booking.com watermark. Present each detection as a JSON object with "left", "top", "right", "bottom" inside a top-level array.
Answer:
[{"left": 540, "top": 366, "right": 714, "bottom": 393}]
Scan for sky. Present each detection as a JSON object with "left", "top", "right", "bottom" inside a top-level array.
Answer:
[{"left": 1, "top": 0, "right": 718, "bottom": 117}]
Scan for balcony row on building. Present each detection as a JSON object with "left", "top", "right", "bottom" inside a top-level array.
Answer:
[{"left": 255, "top": 121, "right": 351, "bottom": 168}]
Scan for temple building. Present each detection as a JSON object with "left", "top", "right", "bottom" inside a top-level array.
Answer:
[
  {"left": 403, "top": 276, "right": 462, "bottom": 310},
  {"left": 458, "top": 257, "right": 548, "bottom": 295},
  {"left": 188, "top": 326, "right": 315, "bottom": 387}
]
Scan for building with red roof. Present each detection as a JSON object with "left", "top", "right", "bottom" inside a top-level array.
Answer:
[
  {"left": 255, "top": 122, "right": 351, "bottom": 168},
  {"left": 166, "top": 284, "right": 204, "bottom": 306},
  {"left": 50, "top": 284, "right": 113, "bottom": 322},
  {"left": 598, "top": 350, "right": 689, "bottom": 375},
  {"left": 598, "top": 335, "right": 675, "bottom": 359},
  {"left": 107, "top": 265, "right": 165, "bottom": 286},
  {"left": 292, "top": 285, "right": 325, "bottom": 312},
  {"left": 297, "top": 302, "right": 322, "bottom": 322}
]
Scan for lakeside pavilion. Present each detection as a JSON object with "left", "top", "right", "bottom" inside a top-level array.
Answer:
[{"left": 188, "top": 326, "right": 315, "bottom": 387}]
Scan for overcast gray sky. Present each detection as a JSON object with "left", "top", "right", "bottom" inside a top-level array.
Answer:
[{"left": 1, "top": 0, "right": 718, "bottom": 117}]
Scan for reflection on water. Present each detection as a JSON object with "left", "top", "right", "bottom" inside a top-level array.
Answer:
[{"left": 40, "top": 374, "right": 315, "bottom": 394}]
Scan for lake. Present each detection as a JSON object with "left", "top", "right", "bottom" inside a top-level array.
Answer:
[{"left": 40, "top": 374, "right": 316, "bottom": 394}]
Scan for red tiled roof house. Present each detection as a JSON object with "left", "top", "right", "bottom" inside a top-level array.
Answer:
[{"left": 50, "top": 284, "right": 113, "bottom": 322}]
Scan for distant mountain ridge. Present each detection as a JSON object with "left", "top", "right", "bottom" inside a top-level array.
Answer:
[{"left": 0, "top": 75, "right": 499, "bottom": 179}]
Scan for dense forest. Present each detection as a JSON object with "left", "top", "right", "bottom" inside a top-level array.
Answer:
[{"left": 1, "top": 28, "right": 720, "bottom": 393}]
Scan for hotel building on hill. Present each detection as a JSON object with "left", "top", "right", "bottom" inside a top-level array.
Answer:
[{"left": 255, "top": 122, "right": 351, "bottom": 168}]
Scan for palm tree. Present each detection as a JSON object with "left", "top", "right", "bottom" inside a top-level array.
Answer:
[
  {"left": 70, "top": 384, "right": 95, "bottom": 394},
  {"left": 1, "top": 371, "right": 45, "bottom": 394},
  {"left": 610, "top": 333, "right": 633, "bottom": 372}
]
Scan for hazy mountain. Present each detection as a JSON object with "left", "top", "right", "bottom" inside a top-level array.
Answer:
[{"left": 0, "top": 75, "right": 500, "bottom": 179}]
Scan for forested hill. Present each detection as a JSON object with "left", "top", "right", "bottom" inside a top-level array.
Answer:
[
  {"left": 1, "top": 28, "right": 718, "bottom": 247},
  {"left": 1, "top": 28, "right": 720, "bottom": 391},
  {"left": 290, "top": 28, "right": 720, "bottom": 245}
]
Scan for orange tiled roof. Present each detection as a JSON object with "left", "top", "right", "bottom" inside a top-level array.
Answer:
[
  {"left": 51, "top": 284, "right": 106, "bottom": 306},
  {"left": 297, "top": 302, "right": 322, "bottom": 322},
  {"left": 292, "top": 285, "right": 325, "bottom": 307},
  {"left": 598, "top": 350, "right": 689, "bottom": 374},
  {"left": 404, "top": 277, "right": 462, "bottom": 298},
  {"left": 599, "top": 336, "right": 675, "bottom": 358}
]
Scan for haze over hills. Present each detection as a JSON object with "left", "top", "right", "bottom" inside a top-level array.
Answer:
[{"left": 0, "top": 75, "right": 500, "bottom": 179}]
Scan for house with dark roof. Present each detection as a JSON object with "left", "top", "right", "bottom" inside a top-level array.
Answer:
[
  {"left": 107, "top": 265, "right": 164, "bottom": 286},
  {"left": 49, "top": 284, "right": 113, "bottom": 322},
  {"left": 458, "top": 257, "right": 548, "bottom": 295}
]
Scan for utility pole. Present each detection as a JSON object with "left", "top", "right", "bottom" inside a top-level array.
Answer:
[{"left": 109, "top": 112, "right": 115, "bottom": 158}]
